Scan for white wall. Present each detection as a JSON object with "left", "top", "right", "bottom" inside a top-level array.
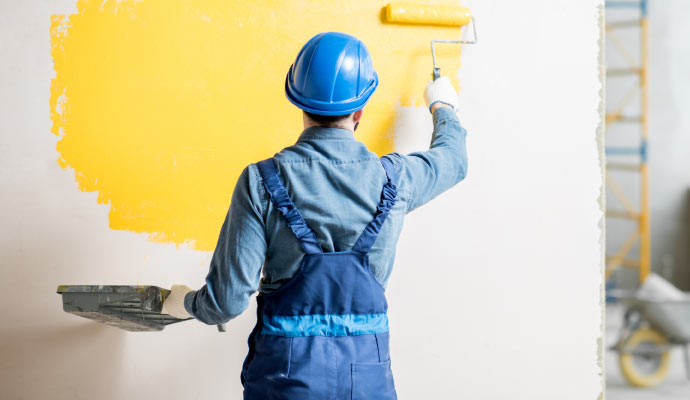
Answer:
[{"left": 0, "top": 1, "right": 604, "bottom": 399}]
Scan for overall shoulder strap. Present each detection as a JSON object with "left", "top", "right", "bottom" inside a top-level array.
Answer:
[
  {"left": 256, "top": 158, "right": 323, "bottom": 255},
  {"left": 352, "top": 156, "right": 398, "bottom": 254}
]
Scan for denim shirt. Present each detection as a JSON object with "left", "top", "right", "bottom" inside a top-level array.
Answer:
[{"left": 185, "top": 107, "right": 467, "bottom": 325}]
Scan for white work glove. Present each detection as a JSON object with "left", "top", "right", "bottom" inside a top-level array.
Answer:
[
  {"left": 161, "top": 284, "right": 193, "bottom": 319},
  {"left": 424, "top": 76, "right": 459, "bottom": 112}
]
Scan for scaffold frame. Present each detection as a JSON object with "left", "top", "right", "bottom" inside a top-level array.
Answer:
[{"left": 605, "top": 0, "right": 650, "bottom": 284}]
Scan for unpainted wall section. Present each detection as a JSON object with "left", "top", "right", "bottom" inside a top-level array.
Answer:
[{"left": 0, "top": 1, "right": 603, "bottom": 399}]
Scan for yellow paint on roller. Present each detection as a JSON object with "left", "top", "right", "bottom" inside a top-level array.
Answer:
[
  {"left": 386, "top": 2, "right": 472, "bottom": 27},
  {"left": 50, "top": 0, "right": 464, "bottom": 251}
]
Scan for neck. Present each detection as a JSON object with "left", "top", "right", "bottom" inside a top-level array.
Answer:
[
  {"left": 303, "top": 122, "right": 355, "bottom": 133},
  {"left": 302, "top": 114, "right": 356, "bottom": 133}
]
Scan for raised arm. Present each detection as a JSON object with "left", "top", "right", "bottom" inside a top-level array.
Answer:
[{"left": 389, "top": 77, "right": 468, "bottom": 213}]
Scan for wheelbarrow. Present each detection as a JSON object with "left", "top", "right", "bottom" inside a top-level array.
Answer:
[{"left": 610, "top": 292, "right": 690, "bottom": 387}]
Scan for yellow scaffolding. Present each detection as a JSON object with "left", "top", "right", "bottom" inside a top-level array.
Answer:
[{"left": 605, "top": 1, "right": 650, "bottom": 284}]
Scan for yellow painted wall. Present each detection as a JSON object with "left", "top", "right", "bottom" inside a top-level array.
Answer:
[{"left": 50, "top": 0, "right": 463, "bottom": 251}]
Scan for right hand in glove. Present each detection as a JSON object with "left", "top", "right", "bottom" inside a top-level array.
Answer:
[{"left": 424, "top": 76, "right": 459, "bottom": 112}]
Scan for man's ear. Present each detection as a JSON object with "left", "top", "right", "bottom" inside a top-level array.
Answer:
[{"left": 353, "top": 109, "right": 363, "bottom": 123}]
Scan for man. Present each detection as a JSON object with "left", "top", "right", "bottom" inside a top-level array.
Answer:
[{"left": 163, "top": 31, "right": 467, "bottom": 399}]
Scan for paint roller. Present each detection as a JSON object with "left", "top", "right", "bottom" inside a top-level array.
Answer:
[{"left": 385, "top": 2, "right": 478, "bottom": 80}]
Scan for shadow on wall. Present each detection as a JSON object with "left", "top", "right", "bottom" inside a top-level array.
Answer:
[
  {"left": 0, "top": 322, "right": 126, "bottom": 398},
  {"left": 673, "top": 189, "right": 690, "bottom": 290}
]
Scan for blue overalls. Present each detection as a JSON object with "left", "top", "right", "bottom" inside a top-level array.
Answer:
[{"left": 241, "top": 156, "right": 398, "bottom": 400}]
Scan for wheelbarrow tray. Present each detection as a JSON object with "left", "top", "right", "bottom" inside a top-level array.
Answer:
[
  {"left": 623, "top": 296, "right": 690, "bottom": 342},
  {"left": 57, "top": 285, "right": 191, "bottom": 332}
]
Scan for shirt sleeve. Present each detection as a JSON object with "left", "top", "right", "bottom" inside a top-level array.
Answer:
[
  {"left": 387, "top": 106, "right": 468, "bottom": 213},
  {"left": 183, "top": 165, "right": 267, "bottom": 325}
]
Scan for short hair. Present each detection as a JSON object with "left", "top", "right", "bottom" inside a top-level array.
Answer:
[{"left": 304, "top": 111, "right": 353, "bottom": 127}]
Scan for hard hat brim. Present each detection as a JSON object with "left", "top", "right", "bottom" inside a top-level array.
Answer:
[{"left": 284, "top": 66, "right": 379, "bottom": 116}]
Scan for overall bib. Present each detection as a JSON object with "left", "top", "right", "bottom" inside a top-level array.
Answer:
[{"left": 242, "top": 157, "right": 398, "bottom": 400}]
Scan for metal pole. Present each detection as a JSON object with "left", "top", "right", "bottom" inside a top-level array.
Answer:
[{"left": 639, "top": 2, "right": 650, "bottom": 284}]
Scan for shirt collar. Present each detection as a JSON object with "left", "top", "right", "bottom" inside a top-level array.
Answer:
[{"left": 297, "top": 126, "right": 355, "bottom": 142}]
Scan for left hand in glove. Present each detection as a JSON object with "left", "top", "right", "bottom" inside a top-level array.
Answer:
[{"left": 161, "top": 284, "right": 193, "bottom": 319}]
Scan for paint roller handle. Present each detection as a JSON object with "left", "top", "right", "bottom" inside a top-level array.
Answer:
[{"left": 430, "top": 16, "right": 478, "bottom": 81}]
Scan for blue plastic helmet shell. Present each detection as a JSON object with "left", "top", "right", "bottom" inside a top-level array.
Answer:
[{"left": 285, "top": 32, "right": 378, "bottom": 116}]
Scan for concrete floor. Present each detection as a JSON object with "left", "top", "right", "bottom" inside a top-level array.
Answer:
[{"left": 605, "top": 303, "right": 690, "bottom": 399}]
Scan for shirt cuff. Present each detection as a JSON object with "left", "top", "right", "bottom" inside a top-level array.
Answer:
[
  {"left": 432, "top": 105, "right": 458, "bottom": 122},
  {"left": 183, "top": 290, "right": 197, "bottom": 317}
]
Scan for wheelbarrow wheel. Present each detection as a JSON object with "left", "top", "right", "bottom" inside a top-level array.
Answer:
[{"left": 618, "top": 327, "right": 671, "bottom": 387}]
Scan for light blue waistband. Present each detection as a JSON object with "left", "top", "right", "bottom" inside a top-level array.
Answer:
[{"left": 262, "top": 313, "right": 389, "bottom": 337}]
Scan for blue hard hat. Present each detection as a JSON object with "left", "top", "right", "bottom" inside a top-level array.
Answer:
[{"left": 285, "top": 32, "right": 378, "bottom": 116}]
